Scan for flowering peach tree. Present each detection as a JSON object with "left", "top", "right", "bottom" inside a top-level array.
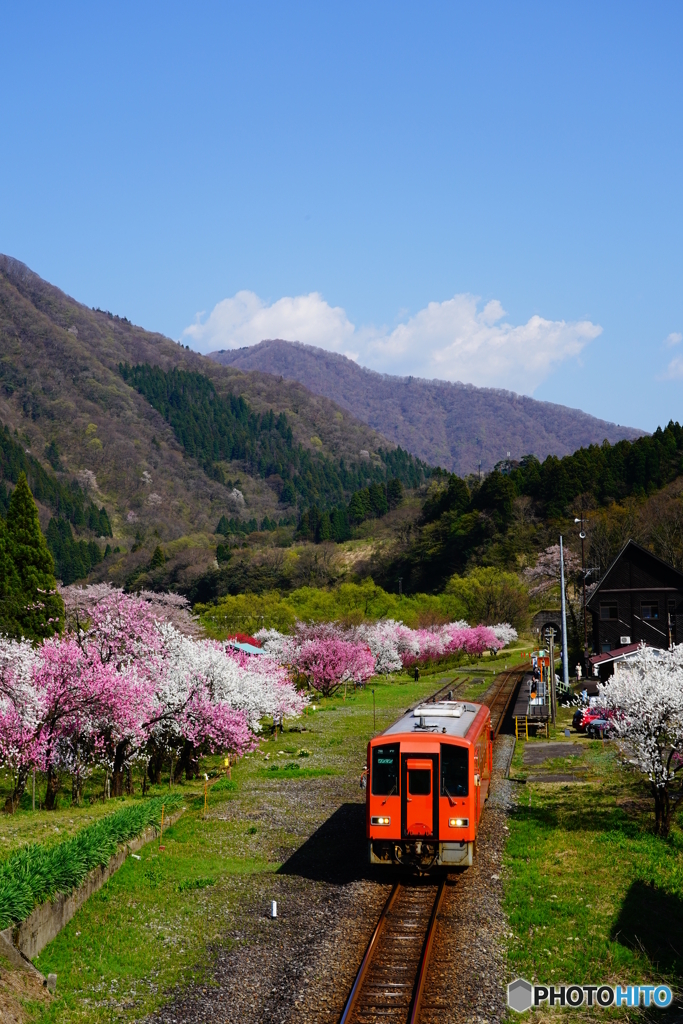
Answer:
[
  {"left": 256, "top": 616, "right": 517, "bottom": 685},
  {"left": 0, "top": 586, "right": 306, "bottom": 805}
]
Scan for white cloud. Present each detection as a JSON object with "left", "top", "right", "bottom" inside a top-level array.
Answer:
[
  {"left": 184, "top": 290, "right": 358, "bottom": 360},
  {"left": 664, "top": 331, "right": 683, "bottom": 348},
  {"left": 184, "top": 290, "right": 602, "bottom": 395},
  {"left": 664, "top": 355, "right": 683, "bottom": 379}
]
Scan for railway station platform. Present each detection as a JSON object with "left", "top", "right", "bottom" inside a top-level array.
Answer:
[{"left": 512, "top": 673, "right": 550, "bottom": 740}]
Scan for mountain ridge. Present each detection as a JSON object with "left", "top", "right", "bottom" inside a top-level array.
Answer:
[{"left": 209, "top": 339, "right": 646, "bottom": 475}]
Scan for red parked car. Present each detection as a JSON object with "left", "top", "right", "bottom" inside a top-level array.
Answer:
[{"left": 573, "top": 707, "right": 612, "bottom": 732}]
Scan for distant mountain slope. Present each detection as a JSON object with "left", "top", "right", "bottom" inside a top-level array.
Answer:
[
  {"left": 209, "top": 340, "right": 646, "bottom": 474},
  {"left": 0, "top": 256, "right": 404, "bottom": 556}
]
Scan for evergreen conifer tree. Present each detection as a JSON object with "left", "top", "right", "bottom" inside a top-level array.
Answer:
[
  {"left": 0, "top": 515, "right": 21, "bottom": 637},
  {"left": 5, "top": 473, "right": 64, "bottom": 641},
  {"left": 150, "top": 545, "right": 165, "bottom": 569}
]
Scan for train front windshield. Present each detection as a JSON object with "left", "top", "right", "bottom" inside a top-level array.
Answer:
[
  {"left": 440, "top": 744, "right": 468, "bottom": 797},
  {"left": 372, "top": 743, "right": 400, "bottom": 795}
]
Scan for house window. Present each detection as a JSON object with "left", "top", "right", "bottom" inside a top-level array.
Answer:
[
  {"left": 600, "top": 604, "right": 618, "bottom": 620},
  {"left": 641, "top": 602, "right": 659, "bottom": 620},
  {"left": 601, "top": 642, "right": 611, "bottom": 653}
]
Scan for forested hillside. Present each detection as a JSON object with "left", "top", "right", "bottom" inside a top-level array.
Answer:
[
  {"left": 210, "top": 339, "right": 645, "bottom": 474},
  {"left": 0, "top": 255, "right": 411, "bottom": 590},
  {"left": 120, "top": 363, "right": 432, "bottom": 508},
  {"left": 3, "top": 254, "right": 681, "bottom": 607},
  {"left": 372, "top": 421, "right": 683, "bottom": 596}
]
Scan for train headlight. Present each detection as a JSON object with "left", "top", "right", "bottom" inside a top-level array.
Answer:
[
  {"left": 448, "top": 817, "right": 469, "bottom": 828},
  {"left": 371, "top": 816, "right": 391, "bottom": 826}
]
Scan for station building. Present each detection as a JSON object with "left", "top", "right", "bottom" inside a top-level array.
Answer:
[{"left": 586, "top": 540, "right": 683, "bottom": 659}]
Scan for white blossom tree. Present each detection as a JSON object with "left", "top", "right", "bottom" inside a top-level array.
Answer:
[{"left": 600, "top": 645, "right": 683, "bottom": 835}]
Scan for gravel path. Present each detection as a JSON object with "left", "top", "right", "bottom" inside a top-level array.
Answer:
[{"left": 144, "top": 728, "right": 518, "bottom": 1024}]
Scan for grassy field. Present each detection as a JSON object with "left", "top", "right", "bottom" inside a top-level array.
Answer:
[{"left": 504, "top": 707, "right": 683, "bottom": 1002}]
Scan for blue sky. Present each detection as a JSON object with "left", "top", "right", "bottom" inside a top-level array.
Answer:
[{"left": 1, "top": 2, "right": 682, "bottom": 431}]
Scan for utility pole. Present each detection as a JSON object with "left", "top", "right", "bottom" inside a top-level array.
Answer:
[
  {"left": 560, "top": 536, "right": 569, "bottom": 689},
  {"left": 574, "top": 513, "right": 588, "bottom": 663}
]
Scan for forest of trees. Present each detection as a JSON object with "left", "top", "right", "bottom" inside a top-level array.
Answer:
[
  {"left": 0, "top": 425, "right": 109, "bottom": 531},
  {"left": 120, "top": 363, "right": 433, "bottom": 509},
  {"left": 510, "top": 420, "right": 683, "bottom": 516},
  {"left": 296, "top": 478, "right": 404, "bottom": 543}
]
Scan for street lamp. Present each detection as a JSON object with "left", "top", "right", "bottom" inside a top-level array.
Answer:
[{"left": 574, "top": 515, "right": 588, "bottom": 662}]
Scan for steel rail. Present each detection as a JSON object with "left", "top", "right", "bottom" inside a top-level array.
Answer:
[
  {"left": 407, "top": 878, "right": 447, "bottom": 1024},
  {"left": 486, "top": 665, "right": 525, "bottom": 736},
  {"left": 338, "top": 882, "right": 401, "bottom": 1024}
]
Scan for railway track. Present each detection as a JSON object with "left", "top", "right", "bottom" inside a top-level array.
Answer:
[
  {"left": 339, "top": 880, "right": 446, "bottom": 1024},
  {"left": 339, "top": 666, "right": 525, "bottom": 1024},
  {"left": 485, "top": 665, "right": 525, "bottom": 736}
]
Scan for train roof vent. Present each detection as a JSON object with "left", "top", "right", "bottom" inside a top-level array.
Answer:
[{"left": 412, "top": 702, "right": 470, "bottom": 719}]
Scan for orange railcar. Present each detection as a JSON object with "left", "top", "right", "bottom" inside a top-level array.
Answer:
[{"left": 365, "top": 700, "right": 493, "bottom": 871}]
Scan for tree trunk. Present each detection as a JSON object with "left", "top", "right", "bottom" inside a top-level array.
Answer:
[
  {"left": 112, "top": 739, "right": 129, "bottom": 797},
  {"left": 45, "top": 768, "right": 60, "bottom": 810},
  {"left": 71, "top": 774, "right": 83, "bottom": 806},
  {"left": 147, "top": 745, "right": 164, "bottom": 786},
  {"left": 176, "top": 740, "right": 196, "bottom": 781},
  {"left": 126, "top": 766, "right": 133, "bottom": 795},
  {"left": 652, "top": 785, "right": 671, "bottom": 835},
  {"left": 3, "top": 767, "right": 29, "bottom": 814},
  {"left": 660, "top": 788, "right": 671, "bottom": 836}
]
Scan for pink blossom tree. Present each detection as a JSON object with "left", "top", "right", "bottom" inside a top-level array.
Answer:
[{"left": 292, "top": 637, "right": 375, "bottom": 695}]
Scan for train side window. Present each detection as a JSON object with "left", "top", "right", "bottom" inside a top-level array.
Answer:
[
  {"left": 372, "top": 744, "right": 400, "bottom": 796},
  {"left": 441, "top": 743, "right": 468, "bottom": 797}
]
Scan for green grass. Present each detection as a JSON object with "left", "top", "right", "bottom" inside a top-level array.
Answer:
[
  {"left": 504, "top": 709, "right": 683, "bottom": 997},
  {"left": 0, "top": 796, "right": 182, "bottom": 929}
]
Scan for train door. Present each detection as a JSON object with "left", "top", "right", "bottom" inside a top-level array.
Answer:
[
  {"left": 473, "top": 749, "right": 481, "bottom": 824},
  {"left": 401, "top": 755, "right": 439, "bottom": 839}
]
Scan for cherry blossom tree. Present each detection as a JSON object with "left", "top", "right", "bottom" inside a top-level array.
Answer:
[
  {"left": 523, "top": 544, "right": 581, "bottom": 597},
  {"left": 355, "top": 621, "right": 404, "bottom": 674},
  {"left": 600, "top": 644, "right": 683, "bottom": 835},
  {"left": 490, "top": 623, "right": 518, "bottom": 647},
  {"left": 30, "top": 636, "right": 148, "bottom": 808}
]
